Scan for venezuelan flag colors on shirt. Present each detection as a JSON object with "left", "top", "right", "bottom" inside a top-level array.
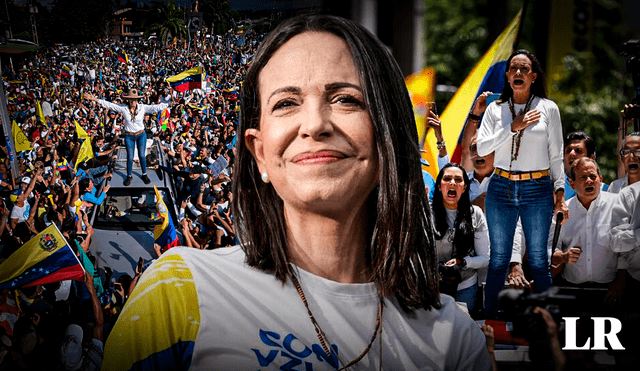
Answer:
[
  {"left": 166, "top": 66, "right": 205, "bottom": 92},
  {"left": 153, "top": 186, "right": 180, "bottom": 252},
  {"left": 440, "top": 10, "right": 522, "bottom": 166},
  {"left": 0, "top": 224, "right": 85, "bottom": 289}
]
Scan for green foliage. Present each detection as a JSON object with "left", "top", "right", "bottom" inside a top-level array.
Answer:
[{"left": 144, "top": 0, "right": 187, "bottom": 44}]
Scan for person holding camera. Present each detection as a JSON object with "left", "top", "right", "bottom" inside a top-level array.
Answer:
[{"left": 432, "top": 163, "right": 490, "bottom": 312}]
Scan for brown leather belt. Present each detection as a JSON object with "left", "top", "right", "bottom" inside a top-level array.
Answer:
[
  {"left": 494, "top": 168, "right": 550, "bottom": 181},
  {"left": 125, "top": 129, "right": 144, "bottom": 136}
]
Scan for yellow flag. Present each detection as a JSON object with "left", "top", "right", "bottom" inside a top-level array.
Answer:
[
  {"left": 75, "top": 120, "right": 89, "bottom": 140},
  {"left": 36, "top": 100, "right": 46, "bottom": 124},
  {"left": 12, "top": 120, "right": 32, "bottom": 152},
  {"left": 405, "top": 67, "right": 437, "bottom": 177},
  {"left": 75, "top": 138, "right": 94, "bottom": 170}
]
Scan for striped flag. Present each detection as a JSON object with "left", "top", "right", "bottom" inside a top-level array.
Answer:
[
  {"left": 0, "top": 224, "right": 85, "bottom": 289},
  {"left": 222, "top": 87, "right": 237, "bottom": 101},
  {"left": 441, "top": 10, "right": 522, "bottom": 166},
  {"left": 61, "top": 64, "right": 71, "bottom": 77},
  {"left": 153, "top": 186, "right": 179, "bottom": 253},
  {"left": 118, "top": 51, "right": 129, "bottom": 64},
  {"left": 166, "top": 66, "right": 205, "bottom": 92}
]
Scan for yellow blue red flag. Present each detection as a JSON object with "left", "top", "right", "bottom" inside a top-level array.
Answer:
[
  {"left": 0, "top": 224, "right": 85, "bottom": 289},
  {"left": 166, "top": 66, "right": 205, "bottom": 92},
  {"left": 153, "top": 186, "right": 179, "bottom": 253},
  {"left": 118, "top": 51, "right": 129, "bottom": 64},
  {"left": 441, "top": 10, "right": 522, "bottom": 166}
]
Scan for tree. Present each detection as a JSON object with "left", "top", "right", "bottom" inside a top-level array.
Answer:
[
  {"left": 144, "top": 0, "right": 187, "bottom": 45},
  {"left": 199, "top": 0, "right": 232, "bottom": 35}
]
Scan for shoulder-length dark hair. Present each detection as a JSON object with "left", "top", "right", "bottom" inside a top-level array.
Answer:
[
  {"left": 431, "top": 163, "right": 475, "bottom": 260},
  {"left": 499, "top": 49, "right": 547, "bottom": 102},
  {"left": 232, "top": 14, "right": 440, "bottom": 310}
]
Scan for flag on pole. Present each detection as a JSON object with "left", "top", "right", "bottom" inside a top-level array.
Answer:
[
  {"left": 0, "top": 224, "right": 85, "bottom": 289},
  {"left": 75, "top": 138, "right": 94, "bottom": 170},
  {"left": 405, "top": 67, "right": 437, "bottom": 177},
  {"left": 12, "top": 120, "right": 32, "bottom": 152},
  {"left": 118, "top": 51, "right": 129, "bottom": 64},
  {"left": 153, "top": 186, "right": 179, "bottom": 252},
  {"left": 75, "top": 120, "right": 89, "bottom": 140},
  {"left": 36, "top": 100, "right": 46, "bottom": 124},
  {"left": 166, "top": 66, "right": 205, "bottom": 92},
  {"left": 441, "top": 10, "right": 522, "bottom": 166}
]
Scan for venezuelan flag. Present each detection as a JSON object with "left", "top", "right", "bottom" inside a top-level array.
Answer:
[
  {"left": 0, "top": 224, "right": 85, "bottom": 289},
  {"left": 166, "top": 66, "right": 205, "bottom": 92},
  {"left": 153, "top": 186, "right": 179, "bottom": 252},
  {"left": 222, "top": 87, "right": 237, "bottom": 101},
  {"left": 61, "top": 64, "right": 71, "bottom": 77},
  {"left": 118, "top": 51, "right": 129, "bottom": 64},
  {"left": 441, "top": 10, "right": 522, "bottom": 166}
]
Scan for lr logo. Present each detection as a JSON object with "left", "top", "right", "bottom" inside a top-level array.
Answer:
[{"left": 563, "top": 317, "right": 625, "bottom": 350}]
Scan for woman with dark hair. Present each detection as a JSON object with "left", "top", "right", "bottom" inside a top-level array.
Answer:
[
  {"left": 85, "top": 88, "right": 170, "bottom": 186},
  {"left": 432, "top": 163, "right": 490, "bottom": 311},
  {"left": 104, "top": 14, "right": 490, "bottom": 371},
  {"left": 477, "top": 49, "right": 568, "bottom": 318}
]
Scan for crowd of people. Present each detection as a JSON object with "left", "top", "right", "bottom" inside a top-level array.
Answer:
[
  {"left": 0, "top": 12, "right": 639, "bottom": 371},
  {"left": 0, "top": 29, "right": 261, "bottom": 370}
]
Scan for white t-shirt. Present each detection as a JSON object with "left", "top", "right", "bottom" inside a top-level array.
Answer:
[
  {"left": 10, "top": 202, "right": 30, "bottom": 223},
  {"left": 104, "top": 246, "right": 491, "bottom": 371}
]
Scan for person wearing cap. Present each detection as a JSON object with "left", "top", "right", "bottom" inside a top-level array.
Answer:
[
  {"left": 84, "top": 88, "right": 170, "bottom": 186},
  {"left": 10, "top": 169, "right": 42, "bottom": 230}
]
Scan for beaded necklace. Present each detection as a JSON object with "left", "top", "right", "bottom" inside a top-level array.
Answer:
[
  {"left": 507, "top": 94, "right": 535, "bottom": 164},
  {"left": 291, "top": 274, "right": 383, "bottom": 370}
]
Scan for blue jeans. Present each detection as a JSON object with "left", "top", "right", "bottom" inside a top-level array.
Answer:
[
  {"left": 484, "top": 174, "right": 554, "bottom": 318},
  {"left": 124, "top": 130, "right": 147, "bottom": 177},
  {"left": 455, "top": 284, "right": 477, "bottom": 311}
]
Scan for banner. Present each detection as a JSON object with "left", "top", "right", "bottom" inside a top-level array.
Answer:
[
  {"left": 12, "top": 120, "right": 32, "bottom": 152},
  {"left": 166, "top": 66, "right": 205, "bottom": 92},
  {"left": 0, "top": 224, "right": 85, "bottom": 289},
  {"left": 440, "top": 10, "right": 522, "bottom": 167}
]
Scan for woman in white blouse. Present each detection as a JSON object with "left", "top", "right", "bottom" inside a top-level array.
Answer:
[
  {"left": 85, "top": 88, "right": 170, "bottom": 186},
  {"left": 432, "top": 163, "right": 490, "bottom": 311},
  {"left": 476, "top": 50, "right": 568, "bottom": 319}
]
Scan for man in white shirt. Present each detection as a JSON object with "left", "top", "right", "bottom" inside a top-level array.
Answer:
[{"left": 552, "top": 158, "right": 626, "bottom": 310}]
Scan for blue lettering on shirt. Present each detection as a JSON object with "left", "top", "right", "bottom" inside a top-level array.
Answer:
[{"left": 254, "top": 329, "right": 339, "bottom": 370}]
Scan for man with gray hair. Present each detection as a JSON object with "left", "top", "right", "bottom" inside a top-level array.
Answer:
[{"left": 551, "top": 158, "right": 626, "bottom": 311}]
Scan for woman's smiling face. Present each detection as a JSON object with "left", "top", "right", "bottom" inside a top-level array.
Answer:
[{"left": 245, "top": 31, "right": 379, "bottom": 215}]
